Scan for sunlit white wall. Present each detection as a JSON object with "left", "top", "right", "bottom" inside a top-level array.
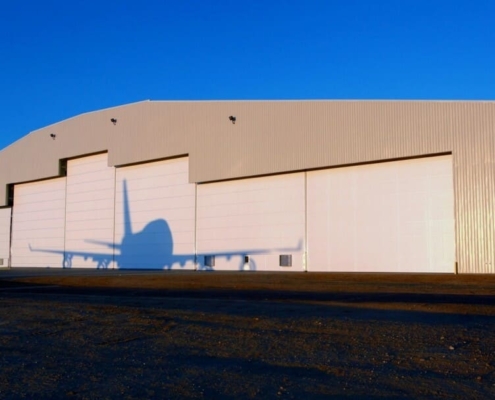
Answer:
[
  {"left": 11, "top": 179, "right": 66, "bottom": 267},
  {"left": 64, "top": 154, "right": 116, "bottom": 269},
  {"left": 307, "top": 156, "right": 455, "bottom": 273},
  {"left": 197, "top": 173, "right": 305, "bottom": 271},
  {"left": 0, "top": 208, "right": 12, "bottom": 266}
]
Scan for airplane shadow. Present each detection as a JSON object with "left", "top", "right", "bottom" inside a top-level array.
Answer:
[{"left": 31, "top": 180, "right": 302, "bottom": 271}]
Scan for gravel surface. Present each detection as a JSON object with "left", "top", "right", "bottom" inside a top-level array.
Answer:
[{"left": 1, "top": 270, "right": 495, "bottom": 399}]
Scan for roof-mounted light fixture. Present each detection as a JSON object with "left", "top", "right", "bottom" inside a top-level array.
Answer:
[
  {"left": 50, "top": 133, "right": 56, "bottom": 140},
  {"left": 111, "top": 118, "right": 117, "bottom": 125},
  {"left": 229, "top": 115, "right": 236, "bottom": 124}
]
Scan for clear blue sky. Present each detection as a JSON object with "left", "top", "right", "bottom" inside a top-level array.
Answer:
[{"left": 1, "top": 0, "right": 494, "bottom": 150}]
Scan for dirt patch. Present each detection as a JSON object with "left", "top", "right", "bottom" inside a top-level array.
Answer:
[{"left": 1, "top": 271, "right": 495, "bottom": 399}]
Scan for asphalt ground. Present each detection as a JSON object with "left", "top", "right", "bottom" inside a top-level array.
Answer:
[{"left": 1, "top": 269, "right": 495, "bottom": 399}]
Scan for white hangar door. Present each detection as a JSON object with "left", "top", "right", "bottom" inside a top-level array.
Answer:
[
  {"left": 115, "top": 157, "right": 196, "bottom": 270},
  {"left": 0, "top": 208, "right": 12, "bottom": 267},
  {"left": 307, "top": 155, "right": 455, "bottom": 273},
  {"left": 64, "top": 153, "right": 116, "bottom": 269},
  {"left": 11, "top": 179, "right": 66, "bottom": 268},
  {"left": 197, "top": 173, "right": 305, "bottom": 271}
]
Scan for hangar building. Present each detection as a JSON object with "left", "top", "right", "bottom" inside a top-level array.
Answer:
[{"left": 0, "top": 100, "right": 493, "bottom": 273}]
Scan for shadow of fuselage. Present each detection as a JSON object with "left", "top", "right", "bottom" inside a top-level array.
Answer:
[
  {"left": 65, "top": 180, "right": 195, "bottom": 270},
  {"left": 115, "top": 218, "right": 185, "bottom": 269}
]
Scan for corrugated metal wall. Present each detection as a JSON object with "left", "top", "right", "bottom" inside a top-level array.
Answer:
[
  {"left": 0, "top": 100, "right": 494, "bottom": 273},
  {"left": 451, "top": 103, "right": 495, "bottom": 273}
]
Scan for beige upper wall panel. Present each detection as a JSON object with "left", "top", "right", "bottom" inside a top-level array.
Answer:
[
  {"left": 184, "top": 101, "right": 454, "bottom": 182},
  {"left": 450, "top": 102, "right": 495, "bottom": 273},
  {"left": 110, "top": 100, "right": 456, "bottom": 182},
  {"left": 0, "top": 101, "right": 150, "bottom": 205},
  {"left": 0, "top": 100, "right": 492, "bottom": 208}
]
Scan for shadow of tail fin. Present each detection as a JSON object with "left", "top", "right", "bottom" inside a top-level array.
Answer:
[{"left": 123, "top": 180, "right": 133, "bottom": 237}]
